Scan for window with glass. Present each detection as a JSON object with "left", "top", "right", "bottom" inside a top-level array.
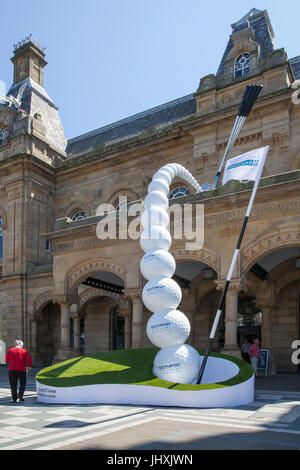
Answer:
[
  {"left": 168, "top": 186, "right": 190, "bottom": 200},
  {"left": 72, "top": 211, "right": 86, "bottom": 221},
  {"left": 234, "top": 53, "right": 250, "bottom": 78}
]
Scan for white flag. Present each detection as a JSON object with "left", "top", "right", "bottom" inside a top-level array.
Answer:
[{"left": 222, "top": 146, "right": 269, "bottom": 186}]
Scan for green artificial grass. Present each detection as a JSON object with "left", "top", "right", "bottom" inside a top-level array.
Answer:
[{"left": 36, "top": 348, "right": 253, "bottom": 391}]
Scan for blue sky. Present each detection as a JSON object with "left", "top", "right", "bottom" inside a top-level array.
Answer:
[{"left": 1, "top": 1, "right": 299, "bottom": 139}]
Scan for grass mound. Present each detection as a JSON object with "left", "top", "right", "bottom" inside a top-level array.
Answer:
[{"left": 36, "top": 348, "right": 253, "bottom": 391}]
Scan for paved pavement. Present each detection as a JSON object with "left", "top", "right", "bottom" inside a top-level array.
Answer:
[{"left": 0, "top": 366, "right": 299, "bottom": 450}]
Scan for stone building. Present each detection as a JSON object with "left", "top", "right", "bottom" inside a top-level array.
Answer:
[{"left": 0, "top": 9, "right": 299, "bottom": 373}]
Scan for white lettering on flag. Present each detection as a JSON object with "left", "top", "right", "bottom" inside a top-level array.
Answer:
[{"left": 222, "top": 146, "right": 269, "bottom": 186}]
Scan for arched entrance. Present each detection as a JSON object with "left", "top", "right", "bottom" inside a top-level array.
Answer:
[
  {"left": 77, "top": 270, "right": 126, "bottom": 355},
  {"left": 243, "top": 246, "right": 300, "bottom": 372},
  {"left": 37, "top": 301, "right": 60, "bottom": 366}
]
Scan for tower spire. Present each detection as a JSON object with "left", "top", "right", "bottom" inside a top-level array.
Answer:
[{"left": 11, "top": 35, "right": 47, "bottom": 86}]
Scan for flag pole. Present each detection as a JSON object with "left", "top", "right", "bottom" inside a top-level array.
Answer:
[{"left": 196, "top": 146, "right": 269, "bottom": 384}]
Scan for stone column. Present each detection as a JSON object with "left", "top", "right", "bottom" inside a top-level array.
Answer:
[
  {"left": 60, "top": 302, "right": 70, "bottom": 349},
  {"left": 256, "top": 298, "right": 276, "bottom": 375},
  {"left": 216, "top": 279, "right": 243, "bottom": 358},
  {"left": 70, "top": 304, "right": 81, "bottom": 353},
  {"left": 125, "top": 290, "right": 143, "bottom": 348},
  {"left": 119, "top": 296, "right": 132, "bottom": 349},
  {"left": 73, "top": 317, "right": 80, "bottom": 350},
  {"left": 31, "top": 318, "right": 38, "bottom": 351},
  {"left": 54, "top": 296, "right": 78, "bottom": 362},
  {"left": 29, "top": 316, "right": 39, "bottom": 365}
]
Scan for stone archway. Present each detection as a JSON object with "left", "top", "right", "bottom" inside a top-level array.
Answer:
[
  {"left": 79, "top": 287, "right": 121, "bottom": 310},
  {"left": 34, "top": 290, "right": 54, "bottom": 317},
  {"left": 32, "top": 293, "right": 60, "bottom": 367},
  {"left": 241, "top": 226, "right": 300, "bottom": 273},
  {"left": 67, "top": 257, "right": 127, "bottom": 296},
  {"left": 171, "top": 247, "right": 220, "bottom": 274}
]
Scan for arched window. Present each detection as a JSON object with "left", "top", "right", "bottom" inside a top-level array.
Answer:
[
  {"left": 0, "top": 216, "right": 3, "bottom": 259},
  {"left": 168, "top": 186, "right": 190, "bottom": 200},
  {"left": 234, "top": 53, "right": 250, "bottom": 78},
  {"left": 72, "top": 211, "right": 86, "bottom": 221}
]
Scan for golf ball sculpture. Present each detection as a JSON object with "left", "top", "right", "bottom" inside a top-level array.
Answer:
[{"left": 140, "top": 163, "right": 203, "bottom": 384}]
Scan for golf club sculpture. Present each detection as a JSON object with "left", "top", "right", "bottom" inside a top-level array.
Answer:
[{"left": 140, "top": 164, "right": 203, "bottom": 384}]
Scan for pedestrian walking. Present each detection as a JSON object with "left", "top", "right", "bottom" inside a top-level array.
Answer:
[
  {"left": 241, "top": 338, "right": 251, "bottom": 363},
  {"left": 249, "top": 338, "right": 260, "bottom": 378},
  {"left": 5, "top": 340, "right": 32, "bottom": 403}
]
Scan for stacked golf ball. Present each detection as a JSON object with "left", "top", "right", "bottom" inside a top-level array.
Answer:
[{"left": 140, "top": 163, "right": 202, "bottom": 384}]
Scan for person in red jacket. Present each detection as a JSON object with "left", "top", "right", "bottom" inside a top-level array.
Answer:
[{"left": 5, "top": 340, "right": 32, "bottom": 403}]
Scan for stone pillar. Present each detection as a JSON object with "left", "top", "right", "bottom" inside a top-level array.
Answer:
[
  {"left": 70, "top": 304, "right": 81, "bottom": 353},
  {"left": 119, "top": 296, "right": 132, "bottom": 349},
  {"left": 60, "top": 302, "right": 70, "bottom": 349},
  {"left": 73, "top": 317, "right": 80, "bottom": 350},
  {"left": 125, "top": 290, "right": 143, "bottom": 348},
  {"left": 29, "top": 316, "right": 39, "bottom": 365},
  {"left": 216, "top": 279, "right": 243, "bottom": 358},
  {"left": 54, "top": 296, "right": 78, "bottom": 362},
  {"left": 31, "top": 319, "right": 38, "bottom": 351},
  {"left": 256, "top": 298, "right": 276, "bottom": 375}
]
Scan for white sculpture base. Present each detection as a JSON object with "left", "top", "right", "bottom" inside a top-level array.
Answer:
[{"left": 36, "top": 355, "right": 254, "bottom": 408}]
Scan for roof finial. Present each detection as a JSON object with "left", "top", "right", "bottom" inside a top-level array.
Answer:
[{"left": 13, "top": 35, "right": 46, "bottom": 54}]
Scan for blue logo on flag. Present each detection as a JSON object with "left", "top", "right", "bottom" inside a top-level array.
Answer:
[{"left": 227, "top": 159, "right": 259, "bottom": 171}]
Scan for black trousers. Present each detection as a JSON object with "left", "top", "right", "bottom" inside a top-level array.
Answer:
[
  {"left": 9, "top": 370, "right": 27, "bottom": 401},
  {"left": 242, "top": 352, "right": 251, "bottom": 364}
]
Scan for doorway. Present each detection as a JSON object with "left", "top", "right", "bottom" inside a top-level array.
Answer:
[{"left": 110, "top": 307, "right": 125, "bottom": 350}]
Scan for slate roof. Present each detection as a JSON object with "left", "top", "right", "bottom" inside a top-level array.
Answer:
[
  {"left": 66, "top": 94, "right": 196, "bottom": 157},
  {"left": 217, "top": 9, "right": 275, "bottom": 75},
  {"left": 233, "top": 8, "right": 263, "bottom": 26},
  {"left": 290, "top": 56, "right": 300, "bottom": 80},
  {"left": 5, "top": 78, "right": 67, "bottom": 154}
]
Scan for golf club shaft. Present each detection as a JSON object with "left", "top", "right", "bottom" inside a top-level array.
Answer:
[
  {"left": 196, "top": 151, "right": 267, "bottom": 385},
  {"left": 211, "top": 115, "right": 246, "bottom": 189},
  {"left": 210, "top": 84, "right": 263, "bottom": 190}
]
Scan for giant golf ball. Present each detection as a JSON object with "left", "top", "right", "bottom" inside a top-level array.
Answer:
[
  {"left": 144, "top": 190, "right": 169, "bottom": 210},
  {"left": 152, "top": 169, "right": 172, "bottom": 186},
  {"left": 141, "top": 206, "right": 169, "bottom": 230},
  {"left": 146, "top": 309, "right": 190, "bottom": 348},
  {"left": 140, "top": 249, "right": 175, "bottom": 280},
  {"left": 163, "top": 164, "right": 177, "bottom": 178},
  {"left": 153, "top": 344, "right": 201, "bottom": 384},
  {"left": 142, "top": 276, "right": 182, "bottom": 312},
  {"left": 140, "top": 226, "right": 172, "bottom": 253},
  {"left": 148, "top": 178, "right": 169, "bottom": 196}
]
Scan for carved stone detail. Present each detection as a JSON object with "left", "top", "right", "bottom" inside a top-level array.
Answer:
[
  {"left": 34, "top": 291, "right": 53, "bottom": 313},
  {"left": 68, "top": 259, "right": 126, "bottom": 288},
  {"left": 241, "top": 227, "right": 300, "bottom": 272},
  {"left": 171, "top": 248, "right": 219, "bottom": 273},
  {"left": 205, "top": 197, "right": 300, "bottom": 226},
  {"left": 79, "top": 287, "right": 120, "bottom": 308}
]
